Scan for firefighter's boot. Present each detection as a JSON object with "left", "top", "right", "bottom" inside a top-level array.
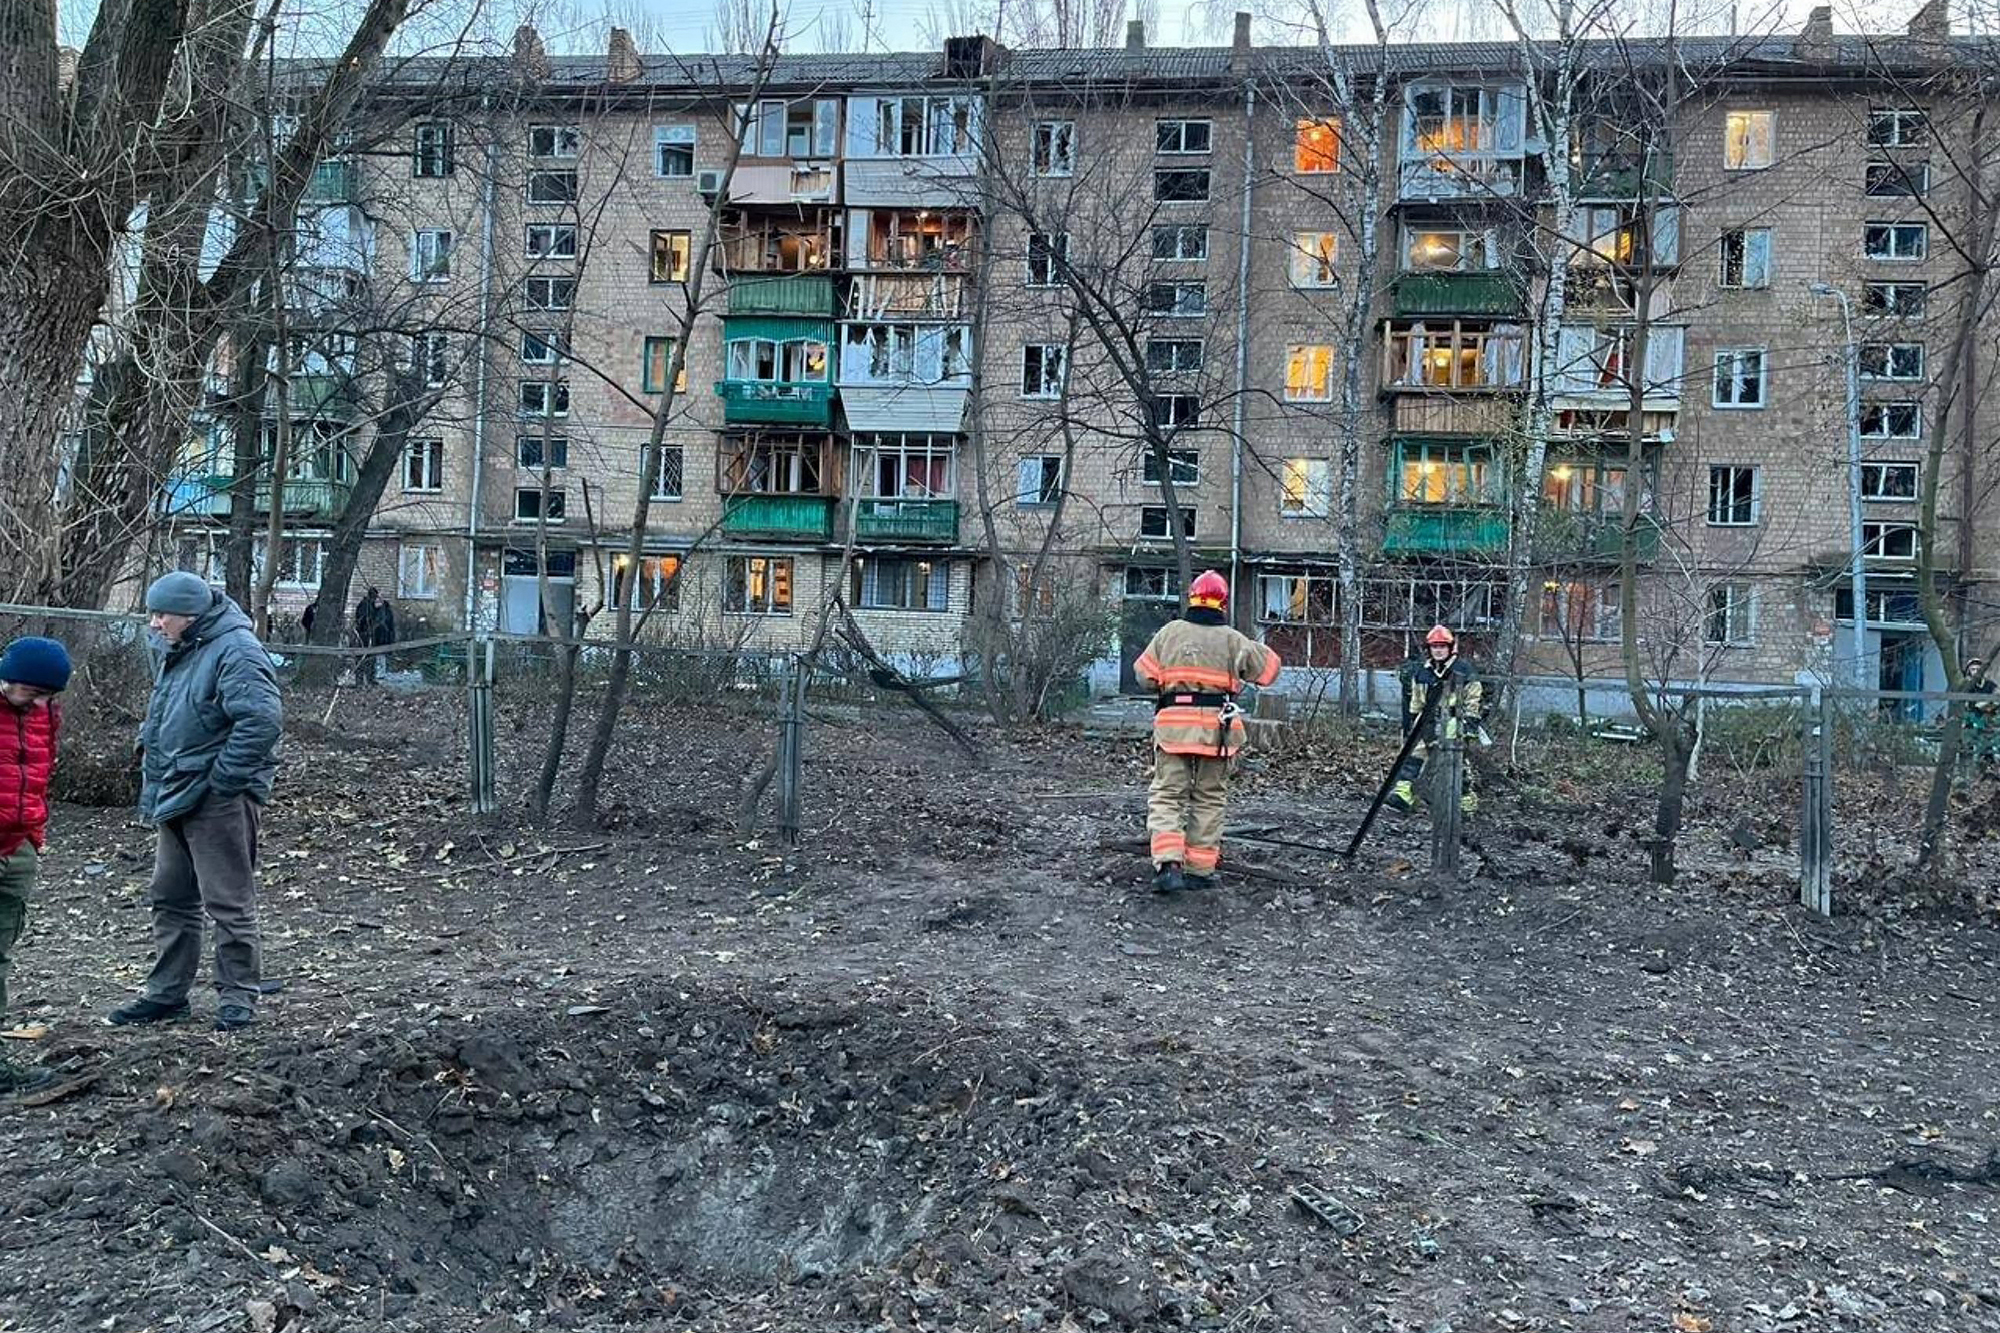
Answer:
[
  {"left": 1152, "top": 863, "right": 1186, "bottom": 894},
  {"left": 1387, "top": 779, "right": 1417, "bottom": 812},
  {"left": 1181, "top": 872, "right": 1218, "bottom": 892}
]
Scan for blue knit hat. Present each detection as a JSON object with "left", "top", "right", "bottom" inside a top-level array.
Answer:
[{"left": 0, "top": 637, "right": 73, "bottom": 693}]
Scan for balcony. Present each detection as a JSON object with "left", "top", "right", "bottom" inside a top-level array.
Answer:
[
  {"left": 722, "top": 494, "right": 836, "bottom": 541},
  {"left": 161, "top": 475, "right": 230, "bottom": 519},
  {"left": 165, "top": 474, "right": 352, "bottom": 521},
  {"left": 854, "top": 499, "right": 958, "bottom": 544},
  {"left": 1382, "top": 505, "right": 1510, "bottom": 557},
  {"left": 1575, "top": 152, "right": 1674, "bottom": 201},
  {"left": 1392, "top": 271, "right": 1522, "bottom": 317},
  {"left": 284, "top": 374, "right": 359, "bottom": 416},
  {"left": 1533, "top": 510, "right": 1663, "bottom": 565},
  {"left": 717, "top": 379, "right": 835, "bottom": 426},
  {"left": 728, "top": 275, "right": 836, "bottom": 316},
  {"left": 248, "top": 160, "right": 357, "bottom": 205}
]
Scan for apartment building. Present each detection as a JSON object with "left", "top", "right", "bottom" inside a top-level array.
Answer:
[{"left": 152, "top": 5, "right": 1993, "bottom": 703}]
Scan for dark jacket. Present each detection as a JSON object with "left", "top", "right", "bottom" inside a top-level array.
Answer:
[
  {"left": 371, "top": 601, "right": 397, "bottom": 647},
  {"left": 0, "top": 701, "right": 60, "bottom": 859},
  {"left": 139, "top": 592, "right": 283, "bottom": 825}
]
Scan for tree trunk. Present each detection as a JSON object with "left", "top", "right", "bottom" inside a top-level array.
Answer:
[{"left": 0, "top": 255, "right": 113, "bottom": 601}]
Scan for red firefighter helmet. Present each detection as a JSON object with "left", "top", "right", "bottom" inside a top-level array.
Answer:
[
  {"left": 1189, "top": 570, "right": 1230, "bottom": 610},
  {"left": 1425, "top": 624, "right": 1457, "bottom": 648}
]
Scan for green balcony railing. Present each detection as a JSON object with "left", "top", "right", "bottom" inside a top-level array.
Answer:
[
  {"left": 1382, "top": 505, "right": 1510, "bottom": 557},
  {"left": 1534, "top": 510, "right": 1662, "bottom": 564},
  {"left": 722, "top": 494, "right": 836, "bottom": 541},
  {"left": 256, "top": 477, "right": 353, "bottom": 521},
  {"left": 716, "top": 379, "right": 834, "bottom": 426},
  {"left": 1390, "top": 270, "right": 1523, "bottom": 317},
  {"left": 854, "top": 498, "right": 958, "bottom": 543},
  {"left": 727, "top": 274, "right": 836, "bottom": 316}
]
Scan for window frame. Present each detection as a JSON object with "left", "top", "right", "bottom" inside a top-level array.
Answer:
[
  {"left": 1141, "top": 280, "right": 1208, "bottom": 319},
  {"left": 524, "top": 222, "right": 578, "bottom": 260},
  {"left": 649, "top": 229, "right": 692, "bottom": 284},
  {"left": 1859, "top": 342, "right": 1925, "bottom": 382},
  {"left": 1703, "top": 581, "right": 1756, "bottom": 646},
  {"left": 1711, "top": 347, "right": 1768, "bottom": 409},
  {"left": 512, "top": 486, "right": 567, "bottom": 523},
  {"left": 1865, "top": 160, "right": 1930, "bottom": 198},
  {"left": 1024, "top": 231, "right": 1069, "bottom": 287},
  {"left": 410, "top": 228, "right": 454, "bottom": 282},
  {"left": 518, "top": 379, "right": 571, "bottom": 419},
  {"left": 412, "top": 122, "right": 454, "bottom": 178},
  {"left": 1030, "top": 120, "right": 1075, "bottom": 177},
  {"left": 401, "top": 437, "right": 444, "bottom": 493},
  {"left": 410, "top": 332, "right": 450, "bottom": 388},
  {"left": 1717, "top": 226, "right": 1772, "bottom": 289},
  {"left": 525, "top": 168, "right": 580, "bottom": 206},
  {"left": 1150, "top": 223, "right": 1209, "bottom": 262},
  {"left": 1016, "top": 454, "right": 1064, "bottom": 507},
  {"left": 1294, "top": 116, "right": 1342, "bottom": 174},
  {"left": 653, "top": 125, "right": 696, "bottom": 178},
  {"left": 1861, "top": 520, "right": 1919, "bottom": 561},
  {"left": 853, "top": 556, "right": 951, "bottom": 613},
  {"left": 1152, "top": 168, "right": 1211, "bottom": 203},
  {"left": 1278, "top": 457, "right": 1334, "bottom": 519},
  {"left": 520, "top": 329, "right": 566, "bottom": 365},
  {"left": 1138, "top": 504, "right": 1196, "bottom": 540},
  {"left": 1290, "top": 231, "right": 1340, "bottom": 288},
  {"left": 1859, "top": 400, "right": 1922, "bottom": 438},
  {"left": 524, "top": 275, "right": 577, "bottom": 310},
  {"left": 1140, "top": 446, "right": 1201, "bottom": 487},
  {"left": 1144, "top": 339, "right": 1204, "bottom": 375},
  {"left": 1860, "top": 461, "right": 1919, "bottom": 502},
  {"left": 516, "top": 434, "right": 570, "bottom": 470},
  {"left": 1155, "top": 118, "right": 1213, "bottom": 155},
  {"left": 723, "top": 555, "right": 795, "bottom": 616},
  {"left": 1020, "top": 344, "right": 1067, "bottom": 398},
  {"left": 1868, "top": 107, "right": 1928, "bottom": 148},
  {"left": 1722, "top": 109, "right": 1776, "bottom": 170},
  {"left": 397, "top": 542, "right": 444, "bottom": 599},
  {"left": 1862, "top": 281, "right": 1927, "bottom": 317},
  {"left": 1395, "top": 439, "right": 1497, "bottom": 507},
  {"left": 1705, "top": 463, "right": 1759, "bottom": 526},
  {"left": 1864, "top": 222, "right": 1928, "bottom": 261},
  {"left": 1284, "top": 344, "right": 1336, "bottom": 402},
  {"left": 528, "top": 124, "right": 582, "bottom": 159},
  {"left": 642, "top": 336, "right": 687, "bottom": 394}
]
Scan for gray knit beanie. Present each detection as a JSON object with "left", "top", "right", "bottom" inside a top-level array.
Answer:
[{"left": 145, "top": 571, "right": 216, "bottom": 616}]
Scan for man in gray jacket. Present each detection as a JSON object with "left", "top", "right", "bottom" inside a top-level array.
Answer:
[{"left": 109, "top": 572, "right": 282, "bottom": 1031}]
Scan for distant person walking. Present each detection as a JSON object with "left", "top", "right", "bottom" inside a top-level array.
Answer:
[
  {"left": 352, "top": 587, "right": 385, "bottom": 684},
  {"left": 0, "top": 637, "right": 71, "bottom": 1092},
  {"left": 109, "top": 573, "right": 282, "bottom": 1032}
]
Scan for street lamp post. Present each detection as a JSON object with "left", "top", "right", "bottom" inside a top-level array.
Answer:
[{"left": 1810, "top": 282, "right": 1870, "bottom": 689}]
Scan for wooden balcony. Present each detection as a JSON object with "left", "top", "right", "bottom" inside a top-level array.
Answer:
[{"left": 1382, "top": 505, "right": 1510, "bottom": 557}]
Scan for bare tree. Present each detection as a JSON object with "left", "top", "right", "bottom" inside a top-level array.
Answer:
[{"left": 0, "top": 0, "right": 433, "bottom": 608}]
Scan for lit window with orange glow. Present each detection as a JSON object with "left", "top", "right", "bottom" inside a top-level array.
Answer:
[{"left": 1295, "top": 118, "right": 1341, "bottom": 174}]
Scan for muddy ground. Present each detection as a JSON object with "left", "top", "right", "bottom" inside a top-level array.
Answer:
[{"left": 2, "top": 684, "right": 1998, "bottom": 1333}]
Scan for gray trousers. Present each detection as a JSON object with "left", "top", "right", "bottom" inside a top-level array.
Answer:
[{"left": 142, "top": 793, "right": 263, "bottom": 1010}]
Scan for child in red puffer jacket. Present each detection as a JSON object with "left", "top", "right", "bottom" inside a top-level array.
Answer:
[{"left": 0, "top": 636, "right": 71, "bottom": 1094}]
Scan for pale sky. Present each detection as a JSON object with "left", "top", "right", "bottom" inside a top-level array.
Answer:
[{"left": 55, "top": 0, "right": 1957, "bottom": 58}]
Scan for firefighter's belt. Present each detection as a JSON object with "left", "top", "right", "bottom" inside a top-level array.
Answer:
[{"left": 1156, "top": 691, "right": 1232, "bottom": 711}]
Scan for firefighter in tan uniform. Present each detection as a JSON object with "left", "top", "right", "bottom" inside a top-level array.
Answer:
[
  {"left": 1387, "top": 624, "right": 1484, "bottom": 816},
  {"left": 1134, "top": 570, "right": 1282, "bottom": 893}
]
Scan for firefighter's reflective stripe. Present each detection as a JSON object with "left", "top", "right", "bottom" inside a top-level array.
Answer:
[
  {"left": 1184, "top": 844, "right": 1220, "bottom": 871},
  {"left": 1150, "top": 830, "right": 1187, "bottom": 859},
  {"left": 1155, "top": 707, "right": 1248, "bottom": 757},
  {"left": 1142, "top": 662, "right": 1242, "bottom": 693},
  {"left": 1249, "top": 651, "right": 1280, "bottom": 687}
]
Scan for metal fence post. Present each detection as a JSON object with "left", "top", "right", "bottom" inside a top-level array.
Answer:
[
  {"left": 1430, "top": 731, "right": 1463, "bottom": 878},
  {"left": 776, "top": 658, "right": 805, "bottom": 846},
  {"left": 1800, "top": 687, "right": 1832, "bottom": 916},
  {"left": 468, "top": 635, "right": 497, "bottom": 816}
]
